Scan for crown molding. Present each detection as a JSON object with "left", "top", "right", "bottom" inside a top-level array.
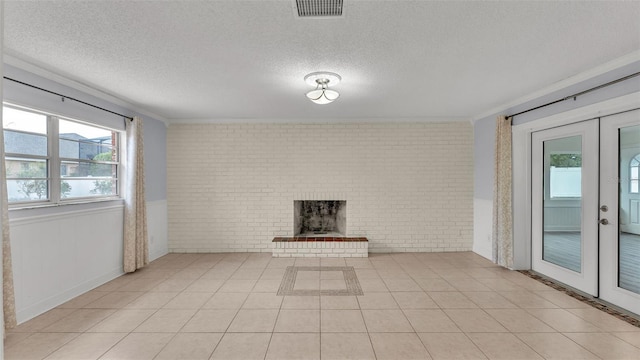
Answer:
[{"left": 167, "top": 116, "right": 471, "bottom": 125}]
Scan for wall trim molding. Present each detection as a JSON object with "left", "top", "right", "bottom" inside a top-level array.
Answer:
[
  {"left": 16, "top": 268, "right": 123, "bottom": 324},
  {"left": 9, "top": 205, "right": 124, "bottom": 226},
  {"left": 168, "top": 117, "right": 471, "bottom": 125}
]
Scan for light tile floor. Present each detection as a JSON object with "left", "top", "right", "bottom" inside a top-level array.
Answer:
[{"left": 5, "top": 252, "right": 640, "bottom": 360}]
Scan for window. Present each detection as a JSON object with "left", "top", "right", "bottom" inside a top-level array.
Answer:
[
  {"left": 3, "top": 105, "right": 120, "bottom": 206},
  {"left": 631, "top": 154, "right": 640, "bottom": 194}
]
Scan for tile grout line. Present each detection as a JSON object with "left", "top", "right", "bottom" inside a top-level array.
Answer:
[
  {"left": 516, "top": 332, "right": 603, "bottom": 360},
  {"left": 144, "top": 253, "right": 205, "bottom": 359},
  {"left": 390, "top": 254, "right": 438, "bottom": 360},
  {"left": 154, "top": 255, "right": 211, "bottom": 359},
  {"left": 402, "top": 253, "right": 490, "bottom": 360},
  {"left": 318, "top": 292, "right": 322, "bottom": 360},
  {"left": 62, "top": 255, "right": 198, "bottom": 359},
  {"left": 213, "top": 254, "right": 271, "bottom": 358},
  {"left": 262, "top": 297, "right": 282, "bottom": 360},
  {"left": 519, "top": 270, "right": 640, "bottom": 328},
  {"left": 163, "top": 253, "right": 246, "bottom": 359},
  {"left": 10, "top": 252, "right": 640, "bottom": 359},
  {"left": 264, "top": 259, "right": 290, "bottom": 360}
]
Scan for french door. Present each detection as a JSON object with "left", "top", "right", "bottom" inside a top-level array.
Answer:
[
  {"left": 532, "top": 120, "right": 599, "bottom": 296},
  {"left": 599, "top": 110, "right": 640, "bottom": 314},
  {"left": 532, "top": 109, "right": 640, "bottom": 314}
]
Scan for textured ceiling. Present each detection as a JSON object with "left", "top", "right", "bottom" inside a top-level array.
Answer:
[{"left": 3, "top": 0, "right": 640, "bottom": 121}]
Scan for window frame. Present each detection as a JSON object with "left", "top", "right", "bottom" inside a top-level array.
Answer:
[
  {"left": 3, "top": 103, "right": 122, "bottom": 208},
  {"left": 630, "top": 154, "right": 640, "bottom": 194}
]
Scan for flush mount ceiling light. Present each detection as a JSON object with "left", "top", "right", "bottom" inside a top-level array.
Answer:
[{"left": 304, "top": 71, "right": 341, "bottom": 105}]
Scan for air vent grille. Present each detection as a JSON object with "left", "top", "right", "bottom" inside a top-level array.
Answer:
[{"left": 296, "top": 0, "right": 343, "bottom": 17}]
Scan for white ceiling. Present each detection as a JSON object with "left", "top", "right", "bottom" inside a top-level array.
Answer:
[{"left": 3, "top": 1, "right": 640, "bottom": 122}]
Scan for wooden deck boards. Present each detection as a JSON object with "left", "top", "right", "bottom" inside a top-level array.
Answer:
[{"left": 543, "top": 231, "right": 640, "bottom": 294}]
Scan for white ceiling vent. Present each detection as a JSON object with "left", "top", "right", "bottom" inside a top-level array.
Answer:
[{"left": 295, "top": 0, "right": 343, "bottom": 17}]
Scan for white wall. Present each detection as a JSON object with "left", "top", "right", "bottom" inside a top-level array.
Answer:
[
  {"left": 473, "top": 199, "right": 493, "bottom": 259},
  {"left": 9, "top": 200, "right": 167, "bottom": 324},
  {"left": 472, "top": 115, "right": 495, "bottom": 260},
  {"left": 168, "top": 121, "right": 474, "bottom": 253},
  {"left": 10, "top": 206, "right": 123, "bottom": 323}
]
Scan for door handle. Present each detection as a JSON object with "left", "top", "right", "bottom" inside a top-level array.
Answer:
[
  {"left": 600, "top": 205, "right": 608, "bottom": 212},
  {"left": 599, "top": 219, "right": 609, "bottom": 225}
]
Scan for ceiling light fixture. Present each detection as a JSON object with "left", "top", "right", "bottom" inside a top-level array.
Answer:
[{"left": 304, "top": 71, "right": 341, "bottom": 105}]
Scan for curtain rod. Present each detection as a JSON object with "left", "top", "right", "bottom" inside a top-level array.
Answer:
[
  {"left": 2, "top": 76, "right": 134, "bottom": 121},
  {"left": 506, "top": 71, "right": 640, "bottom": 119}
]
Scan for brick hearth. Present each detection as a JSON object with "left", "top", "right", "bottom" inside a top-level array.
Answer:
[{"left": 272, "top": 237, "right": 368, "bottom": 257}]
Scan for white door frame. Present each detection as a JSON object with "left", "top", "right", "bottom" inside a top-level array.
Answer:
[
  {"left": 512, "top": 92, "right": 640, "bottom": 271},
  {"left": 531, "top": 120, "right": 599, "bottom": 295}
]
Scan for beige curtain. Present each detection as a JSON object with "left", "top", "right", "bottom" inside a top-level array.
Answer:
[
  {"left": 492, "top": 115, "right": 513, "bottom": 268},
  {"left": 123, "top": 116, "right": 149, "bottom": 273},
  {"left": 0, "top": 120, "right": 17, "bottom": 331}
]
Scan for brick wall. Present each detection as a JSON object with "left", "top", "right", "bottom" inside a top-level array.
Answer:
[{"left": 167, "top": 122, "right": 473, "bottom": 253}]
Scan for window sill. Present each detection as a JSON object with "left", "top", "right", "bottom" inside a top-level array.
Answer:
[
  {"left": 9, "top": 197, "right": 122, "bottom": 211},
  {"left": 8, "top": 198, "right": 124, "bottom": 219}
]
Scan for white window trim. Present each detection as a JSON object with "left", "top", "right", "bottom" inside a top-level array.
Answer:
[
  {"left": 630, "top": 154, "right": 640, "bottom": 194},
  {"left": 3, "top": 103, "right": 123, "bottom": 209}
]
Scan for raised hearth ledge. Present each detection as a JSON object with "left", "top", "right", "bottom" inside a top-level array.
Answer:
[
  {"left": 272, "top": 237, "right": 368, "bottom": 258},
  {"left": 272, "top": 237, "right": 368, "bottom": 242}
]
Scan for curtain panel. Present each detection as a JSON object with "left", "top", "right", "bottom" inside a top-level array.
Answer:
[
  {"left": 123, "top": 116, "right": 149, "bottom": 273},
  {"left": 0, "top": 124, "right": 17, "bottom": 331},
  {"left": 492, "top": 115, "right": 514, "bottom": 268}
]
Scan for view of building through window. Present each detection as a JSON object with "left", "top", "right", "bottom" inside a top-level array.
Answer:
[{"left": 2, "top": 105, "right": 120, "bottom": 204}]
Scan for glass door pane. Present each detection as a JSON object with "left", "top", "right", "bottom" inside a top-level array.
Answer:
[
  {"left": 619, "top": 125, "right": 640, "bottom": 294},
  {"left": 543, "top": 135, "right": 583, "bottom": 272},
  {"left": 599, "top": 109, "right": 640, "bottom": 314}
]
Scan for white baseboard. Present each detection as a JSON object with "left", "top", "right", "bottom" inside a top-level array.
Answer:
[{"left": 16, "top": 268, "right": 123, "bottom": 324}]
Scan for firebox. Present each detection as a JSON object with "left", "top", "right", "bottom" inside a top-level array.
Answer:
[{"left": 294, "top": 200, "right": 346, "bottom": 237}]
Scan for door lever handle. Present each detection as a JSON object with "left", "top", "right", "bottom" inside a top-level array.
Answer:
[{"left": 599, "top": 219, "right": 609, "bottom": 225}]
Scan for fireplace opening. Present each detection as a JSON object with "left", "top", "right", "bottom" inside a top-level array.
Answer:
[{"left": 294, "top": 200, "right": 346, "bottom": 237}]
